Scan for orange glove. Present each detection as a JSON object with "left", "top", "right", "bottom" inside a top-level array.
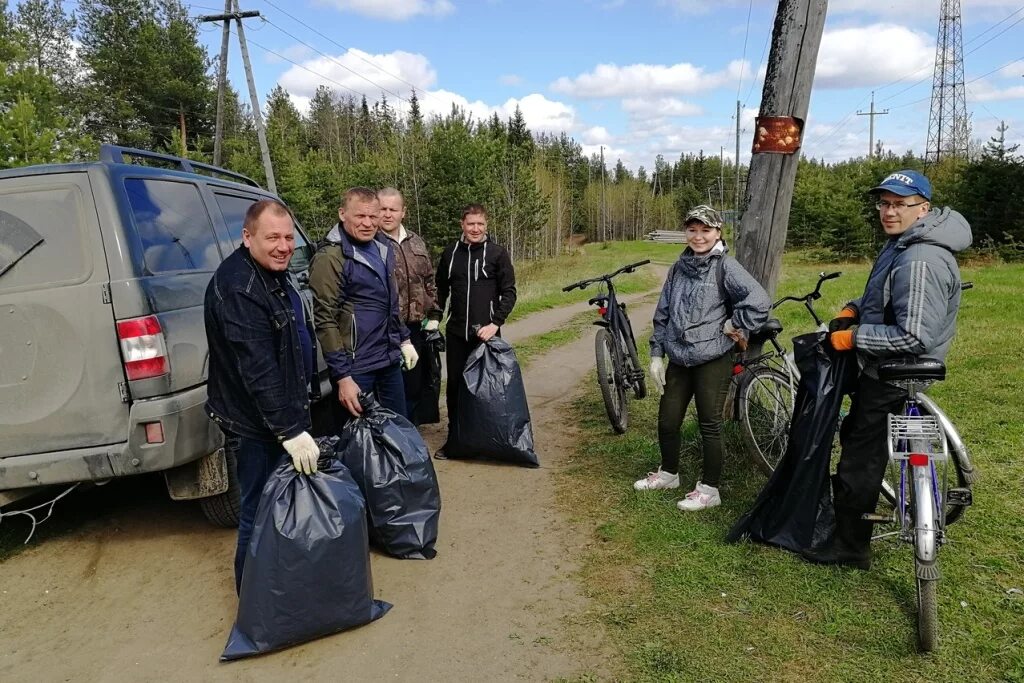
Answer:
[
  {"left": 828, "top": 306, "right": 858, "bottom": 333},
  {"left": 829, "top": 327, "right": 857, "bottom": 352}
]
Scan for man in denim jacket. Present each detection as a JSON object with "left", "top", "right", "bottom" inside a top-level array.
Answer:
[{"left": 205, "top": 199, "right": 320, "bottom": 593}]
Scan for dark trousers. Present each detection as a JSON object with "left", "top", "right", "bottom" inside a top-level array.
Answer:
[
  {"left": 223, "top": 430, "right": 286, "bottom": 595},
  {"left": 402, "top": 325, "right": 427, "bottom": 421},
  {"left": 657, "top": 353, "right": 733, "bottom": 486},
  {"left": 833, "top": 372, "right": 908, "bottom": 514},
  {"left": 444, "top": 332, "right": 483, "bottom": 443},
  {"left": 351, "top": 361, "right": 407, "bottom": 418}
]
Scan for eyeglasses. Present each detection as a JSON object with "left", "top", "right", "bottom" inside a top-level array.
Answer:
[{"left": 875, "top": 200, "right": 927, "bottom": 211}]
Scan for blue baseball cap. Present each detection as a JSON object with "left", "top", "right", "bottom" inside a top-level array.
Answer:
[{"left": 870, "top": 170, "right": 932, "bottom": 200}]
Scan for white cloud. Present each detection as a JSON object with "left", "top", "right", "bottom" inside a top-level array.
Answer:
[
  {"left": 264, "top": 43, "right": 314, "bottom": 65},
  {"left": 499, "top": 73, "right": 524, "bottom": 86},
  {"left": 967, "top": 79, "right": 1024, "bottom": 102},
  {"left": 551, "top": 59, "right": 750, "bottom": 98},
  {"left": 314, "top": 0, "right": 454, "bottom": 21},
  {"left": 622, "top": 97, "right": 702, "bottom": 120},
  {"left": 816, "top": 24, "right": 933, "bottom": 88},
  {"left": 997, "top": 60, "right": 1024, "bottom": 80},
  {"left": 278, "top": 48, "right": 437, "bottom": 100},
  {"left": 414, "top": 91, "right": 577, "bottom": 134},
  {"left": 581, "top": 126, "right": 614, "bottom": 145}
]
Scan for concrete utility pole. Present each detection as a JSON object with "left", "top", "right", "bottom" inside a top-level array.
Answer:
[
  {"left": 857, "top": 91, "right": 888, "bottom": 159},
  {"left": 735, "top": 100, "right": 741, "bottom": 222},
  {"left": 734, "top": 0, "right": 829, "bottom": 298},
  {"left": 198, "top": 2, "right": 277, "bottom": 193}
]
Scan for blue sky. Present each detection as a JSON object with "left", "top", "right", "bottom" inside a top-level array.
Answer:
[{"left": 187, "top": 0, "right": 1024, "bottom": 170}]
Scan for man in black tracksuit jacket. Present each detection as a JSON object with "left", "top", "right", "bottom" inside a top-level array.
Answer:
[{"left": 431, "top": 203, "right": 517, "bottom": 458}]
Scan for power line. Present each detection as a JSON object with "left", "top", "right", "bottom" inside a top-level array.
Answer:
[
  {"left": 258, "top": 16, "right": 407, "bottom": 103},
  {"left": 743, "top": 30, "right": 771, "bottom": 107},
  {"left": 735, "top": 0, "right": 754, "bottom": 103},
  {"left": 258, "top": 0, "right": 438, "bottom": 104}
]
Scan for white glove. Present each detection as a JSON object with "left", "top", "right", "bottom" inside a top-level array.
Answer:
[
  {"left": 422, "top": 319, "right": 439, "bottom": 332},
  {"left": 282, "top": 431, "right": 319, "bottom": 475},
  {"left": 649, "top": 357, "right": 666, "bottom": 394},
  {"left": 401, "top": 342, "right": 419, "bottom": 370}
]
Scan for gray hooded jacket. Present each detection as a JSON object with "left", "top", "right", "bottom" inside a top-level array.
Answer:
[
  {"left": 850, "top": 207, "right": 972, "bottom": 371},
  {"left": 650, "top": 242, "right": 771, "bottom": 367}
]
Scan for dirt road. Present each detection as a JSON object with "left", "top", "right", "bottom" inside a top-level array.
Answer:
[{"left": 0, "top": 298, "right": 658, "bottom": 682}]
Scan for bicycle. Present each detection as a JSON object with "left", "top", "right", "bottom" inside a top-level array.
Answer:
[
  {"left": 728, "top": 271, "right": 841, "bottom": 475},
  {"left": 863, "top": 356, "right": 977, "bottom": 652},
  {"left": 562, "top": 260, "right": 650, "bottom": 433}
]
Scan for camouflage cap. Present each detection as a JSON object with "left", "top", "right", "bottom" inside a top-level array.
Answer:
[{"left": 683, "top": 205, "right": 723, "bottom": 229}]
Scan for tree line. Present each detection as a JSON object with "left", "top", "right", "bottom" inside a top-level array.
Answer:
[{"left": 2, "top": 0, "right": 1021, "bottom": 261}]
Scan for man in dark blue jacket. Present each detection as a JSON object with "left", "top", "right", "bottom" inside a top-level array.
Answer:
[
  {"left": 309, "top": 187, "right": 415, "bottom": 419},
  {"left": 205, "top": 199, "right": 320, "bottom": 594}
]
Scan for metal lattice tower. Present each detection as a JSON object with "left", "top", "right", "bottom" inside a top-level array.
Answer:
[{"left": 926, "top": 0, "right": 969, "bottom": 163}]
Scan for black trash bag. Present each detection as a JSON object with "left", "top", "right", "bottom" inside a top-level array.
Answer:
[
  {"left": 410, "top": 329, "right": 444, "bottom": 426},
  {"left": 727, "top": 332, "right": 858, "bottom": 553},
  {"left": 220, "top": 456, "right": 391, "bottom": 661},
  {"left": 448, "top": 337, "right": 539, "bottom": 468},
  {"left": 332, "top": 395, "right": 441, "bottom": 559}
]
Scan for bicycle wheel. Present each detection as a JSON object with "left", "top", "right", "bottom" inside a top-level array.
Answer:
[
  {"left": 738, "top": 366, "right": 794, "bottom": 475},
  {"left": 916, "top": 573, "right": 939, "bottom": 652},
  {"left": 619, "top": 328, "right": 647, "bottom": 400},
  {"left": 595, "top": 328, "right": 628, "bottom": 433}
]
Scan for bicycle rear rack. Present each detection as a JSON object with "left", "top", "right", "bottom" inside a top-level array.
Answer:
[{"left": 887, "top": 415, "right": 948, "bottom": 462}]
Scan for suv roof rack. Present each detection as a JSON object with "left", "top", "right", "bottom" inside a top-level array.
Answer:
[{"left": 99, "top": 144, "right": 262, "bottom": 189}]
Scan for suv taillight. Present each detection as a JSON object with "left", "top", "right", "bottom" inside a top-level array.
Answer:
[{"left": 117, "top": 315, "right": 169, "bottom": 381}]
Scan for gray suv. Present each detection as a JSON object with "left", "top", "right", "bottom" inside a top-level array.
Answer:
[{"left": 0, "top": 145, "right": 326, "bottom": 525}]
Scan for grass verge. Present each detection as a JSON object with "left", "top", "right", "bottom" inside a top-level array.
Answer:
[
  {"left": 509, "top": 241, "right": 679, "bottom": 321},
  {"left": 560, "top": 259, "right": 1024, "bottom": 682}
]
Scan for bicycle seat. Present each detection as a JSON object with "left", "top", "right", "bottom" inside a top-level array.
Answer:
[
  {"left": 877, "top": 357, "right": 946, "bottom": 382},
  {"left": 749, "top": 318, "right": 783, "bottom": 343}
]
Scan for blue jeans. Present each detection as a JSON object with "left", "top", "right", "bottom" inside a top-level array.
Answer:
[
  {"left": 223, "top": 431, "right": 286, "bottom": 595},
  {"left": 351, "top": 361, "right": 407, "bottom": 418}
]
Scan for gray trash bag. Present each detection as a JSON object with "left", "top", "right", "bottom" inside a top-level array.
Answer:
[
  {"left": 220, "top": 456, "right": 391, "bottom": 661},
  {"left": 448, "top": 337, "right": 539, "bottom": 468},
  {"left": 331, "top": 395, "right": 441, "bottom": 559}
]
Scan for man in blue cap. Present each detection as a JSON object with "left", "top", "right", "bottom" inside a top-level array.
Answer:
[{"left": 802, "top": 169, "right": 972, "bottom": 569}]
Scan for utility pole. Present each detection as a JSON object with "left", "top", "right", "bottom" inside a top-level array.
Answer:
[
  {"left": 734, "top": 0, "right": 828, "bottom": 298},
  {"left": 734, "top": 100, "right": 741, "bottom": 221},
  {"left": 198, "top": 1, "right": 277, "bottom": 193},
  {"left": 719, "top": 146, "right": 725, "bottom": 209},
  {"left": 211, "top": 0, "right": 231, "bottom": 166},
  {"left": 857, "top": 91, "right": 888, "bottom": 158},
  {"left": 600, "top": 145, "right": 606, "bottom": 242}
]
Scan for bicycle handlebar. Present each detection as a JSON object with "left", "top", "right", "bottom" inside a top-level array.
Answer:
[
  {"left": 562, "top": 259, "right": 651, "bottom": 292},
  {"left": 771, "top": 271, "right": 842, "bottom": 309}
]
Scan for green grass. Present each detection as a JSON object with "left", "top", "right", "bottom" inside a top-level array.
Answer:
[
  {"left": 508, "top": 241, "right": 680, "bottom": 321},
  {"left": 561, "top": 257, "right": 1024, "bottom": 682}
]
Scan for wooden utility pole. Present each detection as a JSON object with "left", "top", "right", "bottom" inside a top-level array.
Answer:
[
  {"left": 734, "top": 0, "right": 828, "bottom": 297},
  {"left": 857, "top": 91, "right": 888, "bottom": 159},
  {"left": 211, "top": 0, "right": 231, "bottom": 166},
  {"left": 198, "top": 2, "right": 277, "bottom": 192}
]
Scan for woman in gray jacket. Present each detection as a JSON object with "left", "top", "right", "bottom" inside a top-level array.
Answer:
[{"left": 635, "top": 206, "right": 770, "bottom": 511}]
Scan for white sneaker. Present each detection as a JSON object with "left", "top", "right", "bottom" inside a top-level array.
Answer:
[
  {"left": 633, "top": 469, "right": 680, "bottom": 491},
  {"left": 677, "top": 482, "right": 721, "bottom": 511}
]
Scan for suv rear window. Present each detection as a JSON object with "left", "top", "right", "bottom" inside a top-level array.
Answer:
[
  {"left": 0, "top": 185, "right": 91, "bottom": 292},
  {"left": 125, "top": 178, "right": 221, "bottom": 274}
]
